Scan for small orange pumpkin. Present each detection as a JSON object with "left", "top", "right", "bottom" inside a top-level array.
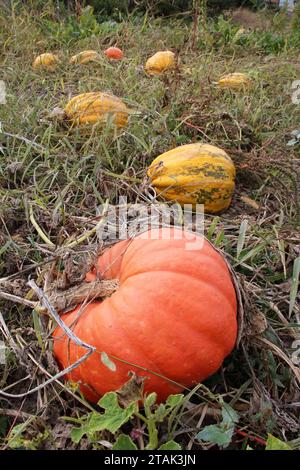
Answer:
[
  {"left": 104, "top": 47, "right": 124, "bottom": 60},
  {"left": 53, "top": 227, "right": 238, "bottom": 403}
]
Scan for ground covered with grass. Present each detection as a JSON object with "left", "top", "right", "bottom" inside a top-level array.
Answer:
[{"left": 0, "top": 2, "right": 299, "bottom": 450}]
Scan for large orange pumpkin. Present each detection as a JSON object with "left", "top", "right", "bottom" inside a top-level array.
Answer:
[{"left": 53, "top": 228, "right": 237, "bottom": 403}]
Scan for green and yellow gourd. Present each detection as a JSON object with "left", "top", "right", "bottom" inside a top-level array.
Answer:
[
  {"left": 32, "top": 53, "right": 59, "bottom": 71},
  {"left": 145, "top": 51, "right": 175, "bottom": 75},
  {"left": 217, "top": 73, "right": 251, "bottom": 90},
  {"left": 147, "top": 143, "right": 236, "bottom": 214},
  {"left": 69, "top": 50, "right": 101, "bottom": 65},
  {"left": 64, "top": 92, "right": 129, "bottom": 131}
]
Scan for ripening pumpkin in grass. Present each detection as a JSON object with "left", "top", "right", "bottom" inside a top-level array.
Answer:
[
  {"left": 64, "top": 92, "right": 129, "bottom": 131},
  {"left": 104, "top": 47, "right": 124, "bottom": 60},
  {"left": 32, "top": 53, "right": 59, "bottom": 71},
  {"left": 53, "top": 227, "right": 238, "bottom": 403},
  {"left": 217, "top": 72, "right": 251, "bottom": 90},
  {"left": 69, "top": 50, "right": 101, "bottom": 65},
  {"left": 147, "top": 143, "right": 236, "bottom": 214},
  {"left": 145, "top": 51, "right": 175, "bottom": 75}
]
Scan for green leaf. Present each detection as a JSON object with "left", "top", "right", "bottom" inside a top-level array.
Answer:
[
  {"left": 71, "top": 392, "right": 138, "bottom": 443},
  {"left": 144, "top": 392, "right": 157, "bottom": 410},
  {"left": 235, "top": 242, "right": 267, "bottom": 265},
  {"left": 0, "top": 240, "right": 11, "bottom": 256},
  {"left": 196, "top": 403, "right": 238, "bottom": 449},
  {"left": 32, "top": 310, "right": 45, "bottom": 353},
  {"left": 7, "top": 418, "right": 37, "bottom": 449},
  {"left": 289, "top": 257, "right": 300, "bottom": 317},
  {"left": 96, "top": 392, "right": 138, "bottom": 433},
  {"left": 197, "top": 424, "right": 234, "bottom": 448},
  {"left": 100, "top": 351, "right": 117, "bottom": 372},
  {"left": 70, "top": 426, "right": 87, "bottom": 444},
  {"left": 152, "top": 403, "right": 167, "bottom": 422},
  {"left": 265, "top": 434, "right": 292, "bottom": 450},
  {"left": 112, "top": 434, "right": 137, "bottom": 450},
  {"left": 165, "top": 394, "right": 184, "bottom": 409},
  {"left": 152, "top": 394, "right": 184, "bottom": 423},
  {"left": 221, "top": 403, "right": 239, "bottom": 426},
  {"left": 214, "top": 228, "right": 225, "bottom": 246},
  {"left": 277, "top": 236, "right": 286, "bottom": 279},
  {"left": 237, "top": 219, "right": 248, "bottom": 258},
  {"left": 159, "top": 440, "right": 182, "bottom": 450},
  {"left": 207, "top": 217, "right": 220, "bottom": 241},
  {"left": 7, "top": 423, "right": 26, "bottom": 449}
]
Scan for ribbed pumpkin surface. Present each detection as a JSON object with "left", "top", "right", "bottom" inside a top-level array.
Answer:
[
  {"left": 69, "top": 50, "right": 100, "bottom": 65},
  {"left": 147, "top": 143, "right": 236, "bottom": 214},
  {"left": 32, "top": 53, "right": 58, "bottom": 71},
  {"left": 218, "top": 73, "right": 251, "bottom": 90},
  {"left": 65, "top": 92, "right": 129, "bottom": 129},
  {"left": 53, "top": 227, "right": 237, "bottom": 403},
  {"left": 145, "top": 51, "right": 175, "bottom": 75}
]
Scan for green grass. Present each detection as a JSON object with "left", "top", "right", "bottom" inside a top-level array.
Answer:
[{"left": 0, "top": 2, "right": 299, "bottom": 450}]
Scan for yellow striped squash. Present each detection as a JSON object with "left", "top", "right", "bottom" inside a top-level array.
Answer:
[
  {"left": 145, "top": 51, "right": 175, "bottom": 75},
  {"left": 147, "top": 143, "right": 236, "bottom": 214},
  {"left": 69, "top": 50, "right": 101, "bottom": 65},
  {"left": 32, "top": 53, "right": 59, "bottom": 71},
  {"left": 65, "top": 92, "right": 129, "bottom": 131},
  {"left": 217, "top": 73, "right": 251, "bottom": 90}
]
